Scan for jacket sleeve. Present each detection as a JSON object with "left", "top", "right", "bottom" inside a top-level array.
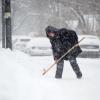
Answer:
[{"left": 52, "top": 44, "right": 61, "bottom": 60}]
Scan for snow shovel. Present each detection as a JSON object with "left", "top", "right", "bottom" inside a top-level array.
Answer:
[{"left": 42, "top": 37, "right": 85, "bottom": 75}]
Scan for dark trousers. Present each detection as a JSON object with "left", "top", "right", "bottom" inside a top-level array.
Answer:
[{"left": 55, "top": 57, "right": 82, "bottom": 78}]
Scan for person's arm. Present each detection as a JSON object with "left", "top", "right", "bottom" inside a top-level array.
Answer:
[
  {"left": 50, "top": 39, "right": 61, "bottom": 60},
  {"left": 52, "top": 43, "right": 61, "bottom": 60}
]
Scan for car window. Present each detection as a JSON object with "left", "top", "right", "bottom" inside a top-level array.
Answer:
[
  {"left": 80, "top": 45, "right": 99, "bottom": 49},
  {"left": 20, "top": 39, "right": 31, "bottom": 42},
  {"left": 31, "top": 46, "right": 50, "bottom": 50},
  {"left": 38, "top": 47, "right": 50, "bottom": 50},
  {"left": 32, "top": 46, "right": 36, "bottom": 49}
]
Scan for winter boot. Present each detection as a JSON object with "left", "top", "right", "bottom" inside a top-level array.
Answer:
[
  {"left": 69, "top": 57, "right": 82, "bottom": 79},
  {"left": 76, "top": 71, "right": 82, "bottom": 79},
  {"left": 55, "top": 74, "right": 62, "bottom": 79}
]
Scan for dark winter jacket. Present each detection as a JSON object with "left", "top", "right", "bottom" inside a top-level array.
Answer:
[{"left": 45, "top": 26, "right": 82, "bottom": 60}]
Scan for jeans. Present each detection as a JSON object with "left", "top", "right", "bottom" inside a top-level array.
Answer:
[{"left": 55, "top": 57, "right": 82, "bottom": 78}]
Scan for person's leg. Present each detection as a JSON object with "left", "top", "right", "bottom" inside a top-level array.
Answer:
[
  {"left": 69, "top": 57, "right": 82, "bottom": 79},
  {"left": 55, "top": 60, "right": 64, "bottom": 78}
]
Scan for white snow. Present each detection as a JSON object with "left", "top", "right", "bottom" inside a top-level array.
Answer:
[
  {"left": 26, "top": 37, "right": 51, "bottom": 48},
  {"left": 0, "top": 48, "right": 100, "bottom": 100}
]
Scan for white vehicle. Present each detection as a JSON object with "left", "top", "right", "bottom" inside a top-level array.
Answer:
[
  {"left": 25, "top": 35, "right": 100, "bottom": 58},
  {"left": 78, "top": 35, "right": 100, "bottom": 58},
  {"left": 25, "top": 37, "right": 52, "bottom": 56},
  {"left": 13, "top": 35, "right": 32, "bottom": 52}
]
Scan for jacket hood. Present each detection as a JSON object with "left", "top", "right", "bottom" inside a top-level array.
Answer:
[{"left": 45, "top": 26, "right": 58, "bottom": 38}]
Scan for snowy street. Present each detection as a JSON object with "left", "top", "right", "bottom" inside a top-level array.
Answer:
[
  {"left": 0, "top": 49, "right": 100, "bottom": 100},
  {"left": 0, "top": 0, "right": 100, "bottom": 100},
  {"left": 30, "top": 56, "right": 100, "bottom": 100}
]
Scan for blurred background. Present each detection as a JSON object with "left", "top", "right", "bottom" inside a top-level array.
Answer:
[
  {"left": 0, "top": 0, "right": 100, "bottom": 37},
  {"left": 0, "top": 0, "right": 100, "bottom": 58}
]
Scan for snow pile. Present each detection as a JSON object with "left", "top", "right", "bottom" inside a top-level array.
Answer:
[
  {"left": 0, "top": 49, "right": 61, "bottom": 100},
  {"left": 0, "top": 49, "right": 38, "bottom": 100}
]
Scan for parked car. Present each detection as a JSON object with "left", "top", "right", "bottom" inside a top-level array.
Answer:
[
  {"left": 23, "top": 35, "right": 100, "bottom": 58},
  {"left": 78, "top": 35, "right": 100, "bottom": 58},
  {"left": 25, "top": 37, "right": 52, "bottom": 56}
]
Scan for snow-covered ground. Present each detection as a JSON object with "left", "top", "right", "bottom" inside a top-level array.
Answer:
[{"left": 0, "top": 48, "right": 100, "bottom": 100}]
